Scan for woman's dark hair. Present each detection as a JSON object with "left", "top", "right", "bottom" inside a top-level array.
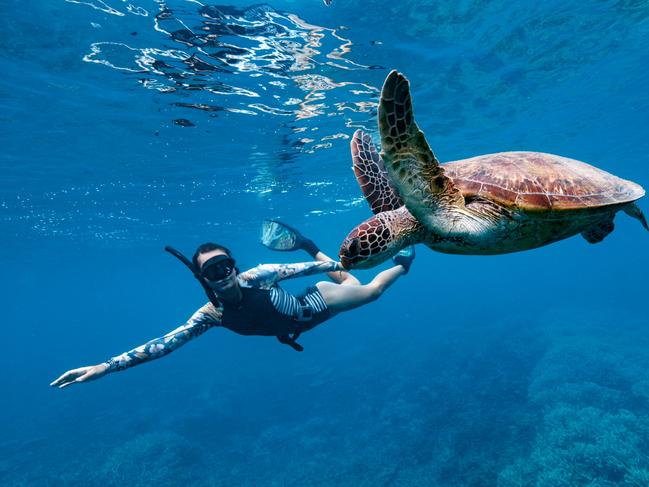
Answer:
[{"left": 192, "top": 242, "right": 233, "bottom": 270}]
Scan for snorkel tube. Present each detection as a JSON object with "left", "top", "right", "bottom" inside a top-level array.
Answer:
[
  {"left": 164, "top": 246, "right": 222, "bottom": 310},
  {"left": 164, "top": 245, "right": 304, "bottom": 352}
]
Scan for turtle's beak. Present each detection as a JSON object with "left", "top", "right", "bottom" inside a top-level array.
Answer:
[{"left": 339, "top": 236, "right": 362, "bottom": 270}]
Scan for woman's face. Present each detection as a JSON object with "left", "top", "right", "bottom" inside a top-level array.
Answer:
[{"left": 197, "top": 249, "right": 238, "bottom": 294}]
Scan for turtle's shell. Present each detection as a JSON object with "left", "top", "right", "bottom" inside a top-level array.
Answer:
[{"left": 444, "top": 152, "right": 645, "bottom": 211}]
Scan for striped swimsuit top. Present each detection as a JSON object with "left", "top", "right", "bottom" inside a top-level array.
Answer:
[{"left": 219, "top": 284, "right": 329, "bottom": 337}]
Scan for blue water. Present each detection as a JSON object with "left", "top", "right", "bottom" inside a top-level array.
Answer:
[{"left": 2, "top": 0, "right": 649, "bottom": 485}]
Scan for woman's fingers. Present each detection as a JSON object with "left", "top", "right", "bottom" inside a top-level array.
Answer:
[
  {"left": 50, "top": 367, "right": 87, "bottom": 387},
  {"left": 50, "top": 370, "right": 76, "bottom": 387},
  {"left": 58, "top": 379, "right": 80, "bottom": 389},
  {"left": 51, "top": 364, "right": 107, "bottom": 389},
  {"left": 76, "top": 371, "right": 93, "bottom": 383}
]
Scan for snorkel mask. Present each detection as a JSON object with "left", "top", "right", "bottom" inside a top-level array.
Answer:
[{"left": 200, "top": 255, "right": 236, "bottom": 282}]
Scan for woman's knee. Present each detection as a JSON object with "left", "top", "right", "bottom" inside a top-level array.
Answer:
[
  {"left": 365, "top": 283, "right": 383, "bottom": 302},
  {"left": 341, "top": 275, "right": 361, "bottom": 286}
]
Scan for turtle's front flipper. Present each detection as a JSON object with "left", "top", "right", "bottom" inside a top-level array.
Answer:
[
  {"left": 260, "top": 220, "right": 319, "bottom": 257},
  {"left": 378, "top": 71, "right": 464, "bottom": 227},
  {"left": 624, "top": 202, "right": 649, "bottom": 231},
  {"left": 351, "top": 130, "right": 403, "bottom": 214}
]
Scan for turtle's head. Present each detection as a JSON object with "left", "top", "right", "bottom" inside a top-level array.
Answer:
[{"left": 339, "top": 209, "right": 414, "bottom": 269}]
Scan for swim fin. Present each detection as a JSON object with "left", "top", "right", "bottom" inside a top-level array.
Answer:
[
  {"left": 260, "top": 220, "right": 320, "bottom": 257},
  {"left": 392, "top": 246, "right": 415, "bottom": 274}
]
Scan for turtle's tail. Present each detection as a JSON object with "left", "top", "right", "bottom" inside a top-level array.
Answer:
[{"left": 624, "top": 203, "right": 649, "bottom": 231}]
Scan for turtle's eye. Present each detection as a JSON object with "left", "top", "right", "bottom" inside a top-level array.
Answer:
[{"left": 347, "top": 238, "right": 360, "bottom": 257}]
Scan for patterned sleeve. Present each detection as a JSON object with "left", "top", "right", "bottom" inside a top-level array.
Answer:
[
  {"left": 238, "top": 261, "right": 343, "bottom": 289},
  {"left": 103, "top": 303, "right": 222, "bottom": 373}
]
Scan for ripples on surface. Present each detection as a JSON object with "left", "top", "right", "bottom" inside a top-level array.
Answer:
[
  {"left": 81, "top": 2, "right": 379, "bottom": 129},
  {"left": 1, "top": 1, "right": 385, "bottom": 249}
]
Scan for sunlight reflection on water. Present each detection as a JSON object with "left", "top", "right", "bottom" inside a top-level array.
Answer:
[{"left": 80, "top": 2, "right": 380, "bottom": 131}]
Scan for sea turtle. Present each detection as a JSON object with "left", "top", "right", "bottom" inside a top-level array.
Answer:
[{"left": 339, "top": 70, "right": 647, "bottom": 269}]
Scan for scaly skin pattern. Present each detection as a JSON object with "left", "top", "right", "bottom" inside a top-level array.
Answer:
[
  {"left": 351, "top": 129, "right": 403, "bottom": 214},
  {"left": 378, "top": 71, "right": 465, "bottom": 223},
  {"left": 339, "top": 71, "right": 646, "bottom": 268},
  {"left": 340, "top": 206, "right": 425, "bottom": 268}
]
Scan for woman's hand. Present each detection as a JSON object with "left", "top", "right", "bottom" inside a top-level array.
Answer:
[{"left": 50, "top": 363, "right": 109, "bottom": 389}]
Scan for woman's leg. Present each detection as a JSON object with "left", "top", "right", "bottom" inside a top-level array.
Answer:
[{"left": 315, "top": 264, "right": 405, "bottom": 315}]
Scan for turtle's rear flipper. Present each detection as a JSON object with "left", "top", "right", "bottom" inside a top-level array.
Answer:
[
  {"left": 581, "top": 218, "right": 615, "bottom": 244},
  {"left": 623, "top": 203, "right": 649, "bottom": 231},
  {"left": 260, "top": 220, "right": 320, "bottom": 257}
]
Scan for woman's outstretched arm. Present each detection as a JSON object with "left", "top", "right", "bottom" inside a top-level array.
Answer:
[
  {"left": 239, "top": 261, "right": 344, "bottom": 289},
  {"left": 50, "top": 304, "right": 221, "bottom": 389}
]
